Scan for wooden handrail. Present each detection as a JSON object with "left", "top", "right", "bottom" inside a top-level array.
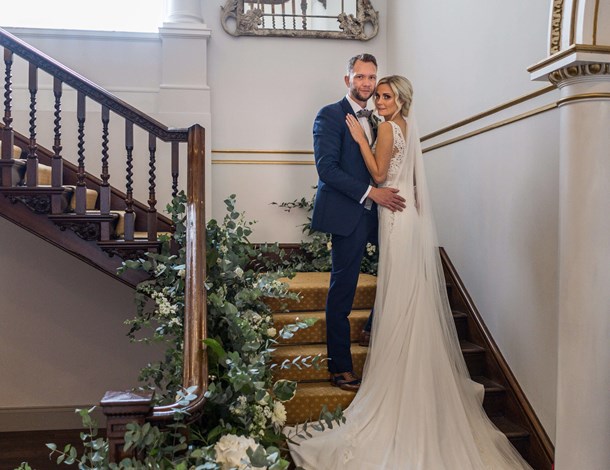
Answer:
[
  {"left": 0, "top": 27, "right": 187, "bottom": 142},
  {"left": 0, "top": 27, "right": 208, "bottom": 457}
]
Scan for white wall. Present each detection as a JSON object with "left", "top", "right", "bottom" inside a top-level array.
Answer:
[
  {"left": 203, "top": 0, "right": 388, "bottom": 242},
  {"left": 0, "top": 217, "right": 158, "bottom": 431},
  {"left": 387, "top": 0, "right": 559, "bottom": 440}
]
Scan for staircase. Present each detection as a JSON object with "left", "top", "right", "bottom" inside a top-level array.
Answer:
[
  {"left": 270, "top": 256, "right": 554, "bottom": 470},
  {"left": 0, "top": 27, "right": 208, "bottom": 457},
  {"left": 0, "top": 136, "right": 172, "bottom": 287}
]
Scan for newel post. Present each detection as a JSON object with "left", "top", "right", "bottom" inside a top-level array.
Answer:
[{"left": 100, "top": 390, "right": 154, "bottom": 462}]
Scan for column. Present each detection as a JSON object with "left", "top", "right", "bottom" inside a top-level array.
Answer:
[{"left": 550, "top": 64, "right": 610, "bottom": 470}]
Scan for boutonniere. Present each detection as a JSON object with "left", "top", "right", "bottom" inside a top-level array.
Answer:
[{"left": 368, "top": 113, "right": 381, "bottom": 132}]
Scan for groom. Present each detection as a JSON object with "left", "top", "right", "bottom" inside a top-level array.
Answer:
[{"left": 311, "top": 54, "right": 406, "bottom": 391}]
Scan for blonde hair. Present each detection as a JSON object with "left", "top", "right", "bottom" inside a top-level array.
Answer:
[{"left": 377, "top": 75, "right": 413, "bottom": 118}]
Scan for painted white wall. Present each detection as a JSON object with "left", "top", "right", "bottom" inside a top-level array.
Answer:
[
  {"left": 202, "top": 0, "right": 388, "bottom": 242},
  {"left": 386, "top": 0, "right": 559, "bottom": 441},
  {"left": 0, "top": 217, "right": 160, "bottom": 431}
]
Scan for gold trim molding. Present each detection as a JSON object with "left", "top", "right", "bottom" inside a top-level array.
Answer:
[
  {"left": 213, "top": 149, "right": 313, "bottom": 155},
  {"left": 422, "top": 104, "right": 558, "bottom": 154},
  {"left": 212, "top": 159, "right": 313, "bottom": 165},
  {"left": 549, "top": 62, "right": 610, "bottom": 85},
  {"left": 557, "top": 92, "right": 610, "bottom": 106},
  {"left": 551, "top": 0, "right": 564, "bottom": 54},
  {"left": 421, "top": 86, "right": 555, "bottom": 142}
]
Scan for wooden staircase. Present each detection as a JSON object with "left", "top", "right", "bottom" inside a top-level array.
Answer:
[
  {"left": 0, "top": 27, "right": 208, "bottom": 457},
  {"left": 270, "top": 257, "right": 554, "bottom": 470},
  {"left": 0, "top": 132, "right": 173, "bottom": 286}
]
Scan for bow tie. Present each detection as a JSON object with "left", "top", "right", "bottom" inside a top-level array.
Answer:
[{"left": 356, "top": 109, "right": 373, "bottom": 118}]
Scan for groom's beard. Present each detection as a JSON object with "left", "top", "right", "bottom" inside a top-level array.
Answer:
[{"left": 351, "top": 88, "right": 374, "bottom": 104}]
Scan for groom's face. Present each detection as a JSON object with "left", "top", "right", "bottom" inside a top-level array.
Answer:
[{"left": 345, "top": 60, "right": 377, "bottom": 105}]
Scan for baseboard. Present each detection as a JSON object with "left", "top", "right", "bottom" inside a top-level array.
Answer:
[{"left": 0, "top": 405, "right": 105, "bottom": 432}]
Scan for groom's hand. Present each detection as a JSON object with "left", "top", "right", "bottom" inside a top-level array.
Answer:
[{"left": 369, "top": 187, "right": 406, "bottom": 212}]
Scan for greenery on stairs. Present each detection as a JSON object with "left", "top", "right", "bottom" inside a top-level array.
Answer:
[{"left": 17, "top": 193, "right": 343, "bottom": 470}]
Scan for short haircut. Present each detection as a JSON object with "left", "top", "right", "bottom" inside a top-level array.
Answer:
[{"left": 347, "top": 53, "right": 378, "bottom": 75}]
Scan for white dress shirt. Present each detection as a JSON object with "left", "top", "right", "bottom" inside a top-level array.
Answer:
[{"left": 345, "top": 94, "right": 374, "bottom": 208}]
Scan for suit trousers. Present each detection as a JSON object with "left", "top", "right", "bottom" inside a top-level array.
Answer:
[{"left": 326, "top": 208, "right": 377, "bottom": 373}]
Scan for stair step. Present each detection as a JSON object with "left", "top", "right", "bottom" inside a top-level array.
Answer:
[
  {"left": 286, "top": 381, "right": 515, "bottom": 432},
  {"left": 273, "top": 340, "right": 486, "bottom": 382},
  {"left": 0, "top": 142, "right": 23, "bottom": 159},
  {"left": 472, "top": 376, "right": 507, "bottom": 416},
  {"left": 273, "top": 309, "right": 471, "bottom": 345},
  {"left": 452, "top": 310, "right": 468, "bottom": 339},
  {"left": 273, "top": 309, "right": 370, "bottom": 345},
  {"left": 266, "top": 272, "right": 377, "bottom": 313},
  {"left": 273, "top": 343, "right": 368, "bottom": 382}
]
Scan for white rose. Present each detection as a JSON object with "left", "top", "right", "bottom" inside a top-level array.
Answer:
[
  {"left": 177, "top": 269, "right": 186, "bottom": 279},
  {"left": 266, "top": 327, "right": 277, "bottom": 337},
  {"left": 235, "top": 267, "right": 244, "bottom": 278},
  {"left": 326, "top": 241, "right": 332, "bottom": 251},
  {"left": 214, "top": 434, "right": 259, "bottom": 470}
]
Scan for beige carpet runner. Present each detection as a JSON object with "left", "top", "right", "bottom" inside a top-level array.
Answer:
[{"left": 270, "top": 272, "right": 376, "bottom": 424}]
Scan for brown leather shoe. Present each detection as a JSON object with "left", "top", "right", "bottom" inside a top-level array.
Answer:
[
  {"left": 330, "top": 371, "right": 361, "bottom": 392},
  {"left": 359, "top": 329, "right": 371, "bottom": 347}
]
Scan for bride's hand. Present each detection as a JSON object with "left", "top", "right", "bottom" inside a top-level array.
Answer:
[{"left": 346, "top": 114, "right": 368, "bottom": 146}]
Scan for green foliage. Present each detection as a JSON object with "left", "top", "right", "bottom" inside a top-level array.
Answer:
[
  {"left": 20, "top": 192, "right": 345, "bottom": 469},
  {"left": 271, "top": 187, "right": 378, "bottom": 275}
]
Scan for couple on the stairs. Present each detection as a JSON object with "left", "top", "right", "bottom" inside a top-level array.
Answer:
[{"left": 286, "top": 54, "right": 532, "bottom": 469}]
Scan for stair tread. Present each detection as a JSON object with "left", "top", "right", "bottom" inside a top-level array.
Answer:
[
  {"left": 471, "top": 376, "right": 505, "bottom": 392},
  {"left": 283, "top": 272, "right": 377, "bottom": 290},
  {"left": 275, "top": 341, "right": 483, "bottom": 356},
  {"left": 490, "top": 416, "right": 530, "bottom": 438}
]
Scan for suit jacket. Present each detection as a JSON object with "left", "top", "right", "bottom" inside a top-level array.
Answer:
[{"left": 311, "top": 97, "right": 374, "bottom": 236}]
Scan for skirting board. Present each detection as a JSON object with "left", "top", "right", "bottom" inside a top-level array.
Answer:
[{"left": 0, "top": 405, "right": 104, "bottom": 432}]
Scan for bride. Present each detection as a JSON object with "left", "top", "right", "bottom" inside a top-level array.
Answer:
[{"left": 287, "top": 76, "right": 533, "bottom": 469}]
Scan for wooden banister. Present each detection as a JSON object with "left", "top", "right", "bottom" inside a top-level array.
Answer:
[
  {"left": 0, "top": 27, "right": 208, "bottom": 458},
  {"left": 0, "top": 28, "right": 187, "bottom": 142}
]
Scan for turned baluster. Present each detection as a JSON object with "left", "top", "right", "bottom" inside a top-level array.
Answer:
[
  {"left": 75, "top": 91, "right": 87, "bottom": 214},
  {"left": 51, "top": 77, "right": 64, "bottom": 214},
  {"left": 170, "top": 141, "right": 180, "bottom": 253},
  {"left": 1, "top": 48, "right": 15, "bottom": 187},
  {"left": 123, "top": 121, "right": 135, "bottom": 241},
  {"left": 99, "top": 106, "right": 111, "bottom": 240},
  {"left": 26, "top": 63, "right": 38, "bottom": 187},
  {"left": 147, "top": 133, "right": 158, "bottom": 241}
]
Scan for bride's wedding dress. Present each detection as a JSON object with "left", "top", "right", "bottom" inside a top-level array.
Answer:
[{"left": 287, "top": 113, "right": 533, "bottom": 469}]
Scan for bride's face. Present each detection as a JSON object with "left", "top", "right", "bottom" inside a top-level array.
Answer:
[{"left": 374, "top": 84, "right": 398, "bottom": 119}]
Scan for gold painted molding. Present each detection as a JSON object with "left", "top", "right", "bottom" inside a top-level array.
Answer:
[
  {"left": 420, "top": 86, "right": 555, "bottom": 142},
  {"left": 212, "top": 159, "right": 314, "bottom": 165},
  {"left": 213, "top": 149, "right": 313, "bottom": 155},
  {"left": 528, "top": 44, "right": 610, "bottom": 73},
  {"left": 593, "top": 0, "right": 601, "bottom": 45},
  {"left": 549, "top": 62, "right": 610, "bottom": 85},
  {"left": 557, "top": 92, "right": 610, "bottom": 106},
  {"left": 551, "top": 0, "right": 564, "bottom": 54},
  {"left": 421, "top": 103, "right": 558, "bottom": 154}
]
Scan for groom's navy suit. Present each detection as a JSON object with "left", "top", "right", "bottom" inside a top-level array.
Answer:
[{"left": 311, "top": 97, "right": 378, "bottom": 374}]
